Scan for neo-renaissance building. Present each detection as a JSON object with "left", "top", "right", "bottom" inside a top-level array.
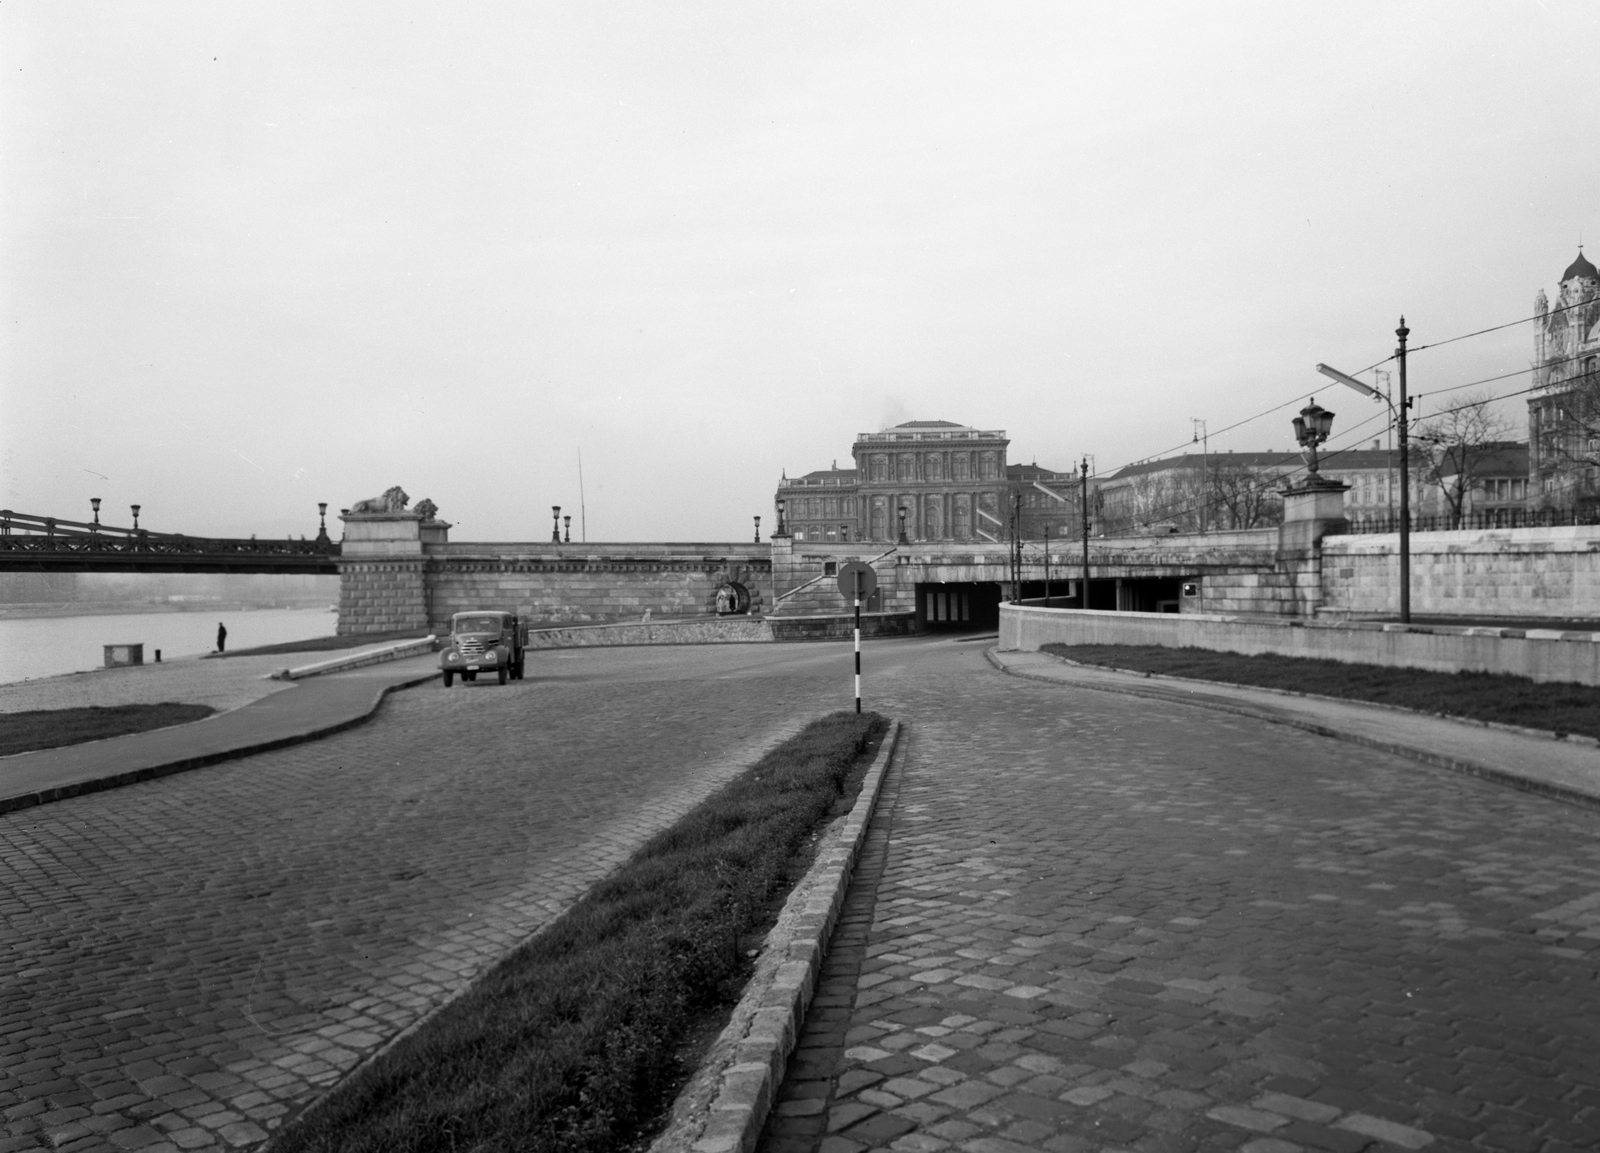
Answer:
[
  {"left": 774, "top": 420, "right": 1078, "bottom": 544},
  {"left": 1529, "top": 250, "right": 1600, "bottom": 508}
]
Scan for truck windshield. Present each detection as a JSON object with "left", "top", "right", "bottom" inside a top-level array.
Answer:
[{"left": 454, "top": 616, "right": 504, "bottom": 635}]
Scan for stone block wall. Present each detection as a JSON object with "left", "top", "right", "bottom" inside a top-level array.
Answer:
[
  {"left": 337, "top": 560, "right": 428, "bottom": 635},
  {"left": 1322, "top": 526, "right": 1600, "bottom": 620},
  {"left": 420, "top": 544, "right": 772, "bottom": 633}
]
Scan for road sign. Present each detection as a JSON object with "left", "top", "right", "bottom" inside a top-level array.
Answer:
[{"left": 836, "top": 561, "right": 878, "bottom": 600}]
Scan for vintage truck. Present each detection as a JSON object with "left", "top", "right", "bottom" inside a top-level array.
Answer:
[{"left": 439, "top": 610, "right": 529, "bottom": 686}]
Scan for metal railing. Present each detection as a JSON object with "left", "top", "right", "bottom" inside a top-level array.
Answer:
[
  {"left": 1334, "top": 507, "right": 1600, "bottom": 534},
  {"left": 0, "top": 509, "right": 338, "bottom": 559}
]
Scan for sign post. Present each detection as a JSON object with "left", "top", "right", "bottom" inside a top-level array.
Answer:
[{"left": 836, "top": 561, "right": 878, "bottom": 713}]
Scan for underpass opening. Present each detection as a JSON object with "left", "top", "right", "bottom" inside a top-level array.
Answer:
[
  {"left": 1020, "top": 576, "right": 1186, "bottom": 612},
  {"left": 916, "top": 582, "right": 1002, "bottom": 630}
]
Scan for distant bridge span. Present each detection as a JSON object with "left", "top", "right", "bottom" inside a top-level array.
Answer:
[{"left": 0, "top": 510, "right": 339, "bottom": 575}]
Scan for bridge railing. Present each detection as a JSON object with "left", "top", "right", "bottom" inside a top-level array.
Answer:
[
  {"left": 1334, "top": 507, "right": 1600, "bottom": 535},
  {"left": 0, "top": 509, "right": 338, "bottom": 558}
]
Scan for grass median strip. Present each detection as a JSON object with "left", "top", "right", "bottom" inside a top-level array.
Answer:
[
  {"left": 269, "top": 709, "right": 887, "bottom": 1153},
  {"left": 1043, "top": 642, "right": 1600, "bottom": 741},
  {"left": 0, "top": 703, "right": 216, "bottom": 757}
]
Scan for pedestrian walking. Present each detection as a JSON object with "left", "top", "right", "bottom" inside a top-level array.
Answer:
[{"left": 216, "top": 622, "right": 227, "bottom": 653}]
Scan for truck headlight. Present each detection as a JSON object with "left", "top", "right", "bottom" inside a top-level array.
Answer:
[
  {"left": 445, "top": 652, "right": 460, "bottom": 662},
  {"left": 483, "top": 651, "right": 497, "bottom": 662}
]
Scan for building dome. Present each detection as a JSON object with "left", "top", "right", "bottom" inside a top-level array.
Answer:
[{"left": 1562, "top": 250, "right": 1599, "bottom": 283}]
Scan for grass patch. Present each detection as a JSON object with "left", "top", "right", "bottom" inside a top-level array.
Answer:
[
  {"left": 269, "top": 710, "right": 888, "bottom": 1153},
  {"left": 1042, "top": 642, "right": 1600, "bottom": 741},
  {"left": 0, "top": 703, "right": 216, "bottom": 757},
  {"left": 210, "top": 629, "right": 430, "bottom": 659}
]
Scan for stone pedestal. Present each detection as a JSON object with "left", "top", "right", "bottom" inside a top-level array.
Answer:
[
  {"left": 337, "top": 512, "right": 450, "bottom": 635},
  {"left": 1276, "top": 479, "right": 1348, "bottom": 618}
]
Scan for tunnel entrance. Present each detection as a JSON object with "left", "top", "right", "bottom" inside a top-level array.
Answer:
[
  {"left": 915, "top": 582, "right": 1003, "bottom": 630},
  {"left": 1021, "top": 576, "right": 1185, "bottom": 613}
]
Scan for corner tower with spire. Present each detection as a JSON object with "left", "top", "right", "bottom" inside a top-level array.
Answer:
[{"left": 1529, "top": 249, "right": 1600, "bottom": 508}]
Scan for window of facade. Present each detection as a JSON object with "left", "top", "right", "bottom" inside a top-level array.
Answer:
[
  {"left": 869, "top": 455, "right": 888, "bottom": 482},
  {"left": 979, "top": 452, "right": 997, "bottom": 480},
  {"left": 953, "top": 455, "right": 969, "bottom": 481},
  {"left": 927, "top": 455, "right": 942, "bottom": 481},
  {"left": 898, "top": 455, "right": 916, "bottom": 482},
  {"left": 839, "top": 525, "right": 850, "bottom": 542}
]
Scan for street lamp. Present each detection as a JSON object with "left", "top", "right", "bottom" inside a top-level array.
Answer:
[
  {"left": 551, "top": 506, "right": 562, "bottom": 543},
  {"left": 775, "top": 498, "right": 787, "bottom": 535},
  {"left": 317, "top": 502, "right": 329, "bottom": 542},
  {"left": 1291, "top": 398, "right": 1336, "bottom": 478},
  {"left": 897, "top": 507, "right": 908, "bottom": 544},
  {"left": 90, "top": 497, "right": 101, "bottom": 527},
  {"left": 753, "top": 515, "right": 761, "bottom": 543},
  {"left": 130, "top": 504, "right": 141, "bottom": 531},
  {"left": 563, "top": 515, "right": 571, "bottom": 543},
  {"left": 1319, "top": 337, "right": 1413, "bottom": 624}
]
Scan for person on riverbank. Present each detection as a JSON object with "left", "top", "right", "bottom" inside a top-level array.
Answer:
[{"left": 216, "top": 622, "right": 227, "bottom": 653}]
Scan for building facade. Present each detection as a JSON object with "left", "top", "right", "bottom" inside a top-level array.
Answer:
[
  {"left": 1529, "top": 251, "right": 1600, "bottom": 510},
  {"left": 775, "top": 420, "right": 1078, "bottom": 544}
]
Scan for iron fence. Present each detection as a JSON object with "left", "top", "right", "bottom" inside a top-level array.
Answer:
[{"left": 1336, "top": 507, "right": 1600, "bottom": 534}]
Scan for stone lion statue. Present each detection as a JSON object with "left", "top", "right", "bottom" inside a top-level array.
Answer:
[
  {"left": 348, "top": 486, "right": 409, "bottom": 514},
  {"left": 413, "top": 498, "right": 438, "bottom": 522}
]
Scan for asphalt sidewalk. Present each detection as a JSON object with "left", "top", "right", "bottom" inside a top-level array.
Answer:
[
  {"left": 989, "top": 648, "right": 1600, "bottom": 810},
  {"left": 0, "top": 654, "right": 440, "bottom": 813}
]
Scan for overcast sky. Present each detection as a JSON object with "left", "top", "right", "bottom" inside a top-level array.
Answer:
[{"left": 3, "top": 2, "right": 1597, "bottom": 542}]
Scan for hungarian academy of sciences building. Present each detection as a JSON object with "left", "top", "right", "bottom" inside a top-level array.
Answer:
[{"left": 775, "top": 420, "right": 1077, "bottom": 544}]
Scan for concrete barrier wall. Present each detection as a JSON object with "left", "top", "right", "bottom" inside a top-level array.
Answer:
[
  {"left": 1321, "top": 525, "right": 1600, "bottom": 620},
  {"left": 1000, "top": 603, "right": 1600, "bottom": 686}
]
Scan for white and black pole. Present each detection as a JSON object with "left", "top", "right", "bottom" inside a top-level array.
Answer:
[{"left": 853, "top": 569, "right": 862, "bottom": 713}]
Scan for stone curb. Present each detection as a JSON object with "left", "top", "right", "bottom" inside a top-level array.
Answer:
[
  {"left": 987, "top": 648, "right": 1600, "bottom": 812},
  {"left": 0, "top": 671, "right": 439, "bottom": 815},
  {"left": 269, "top": 636, "right": 438, "bottom": 680},
  {"left": 649, "top": 719, "right": 905, "bottom": 1153}
]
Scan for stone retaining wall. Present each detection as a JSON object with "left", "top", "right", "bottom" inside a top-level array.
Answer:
[{"left": 1321, "top": 526, "right": 1600, "bottom": 620}]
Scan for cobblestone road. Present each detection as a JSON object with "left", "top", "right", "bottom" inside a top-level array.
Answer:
[
  {"left": 761, "top": 642, "right": 1600, "bottom": 1153},
  {"left": 0, "top": 641, "right": 879, "bottom": 1153}
]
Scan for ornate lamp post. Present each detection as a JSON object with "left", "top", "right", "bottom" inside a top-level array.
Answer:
[
  {"left": 551, "top": 506, "right": 562, "bottom": 543},
  {"left": 1291, "top": 398, "right": 1336, "bottom": 478},
  {"left": 130, "top": 504, "right": 141, "bottom": 531},
  {"left": 897, "top": 507, "right": 908, "bottom": 544},
  {"left": 563, "top": 515, "right": 572, "bottom": 543},
  {"left": 316, "top": 503, "right": 329, "bottom": 542},
  {"left": 753, "top": 515, "right": 761, "bottom": 543},
  {"left": 775, "top": 498, "right": 787, "bottom": 536},
  {"left": 90, "top": 497, "right": 101, "bottom": 528}
]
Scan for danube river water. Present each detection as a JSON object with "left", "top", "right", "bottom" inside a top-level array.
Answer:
[{"left": 0, "top": 607, "right": 339, "bottom": 686}]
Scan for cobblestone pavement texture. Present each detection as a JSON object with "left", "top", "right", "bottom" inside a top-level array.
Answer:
[
  {"left": 759, "top": 641, "right": 1600, "bottom": 1153},
  {"left": 0, "top": 641, "right": 882, "bottom": 1153}
]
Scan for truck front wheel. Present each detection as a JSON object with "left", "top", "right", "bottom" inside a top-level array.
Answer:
[
  {"left": 443, "top": 670, "right": 454, "bottom": 687},
  {"left": 498, "top": 665, "right": 508, "bottom": 685}
]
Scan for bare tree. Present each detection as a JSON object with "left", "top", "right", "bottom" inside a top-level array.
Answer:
[
  {"left": 1415, "top": 390, "right": 1516, "bottom": 528},
  {"left": 1206, "top": 458, "right": 1283, "bottom": 529}
]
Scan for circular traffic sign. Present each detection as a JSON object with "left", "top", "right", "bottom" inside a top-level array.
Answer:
[{"left": 837, "top": 561, "right": 878, "bottom": 600}]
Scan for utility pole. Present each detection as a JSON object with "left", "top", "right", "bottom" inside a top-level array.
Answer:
[
  {"left": 1374, "top": 369, "right": 1393, "bottom": 529},
  {"left": 1043, "top": 524, "right": 1051, "bottom": 605},
  {"left": 1079, "top": 457, "right": 1091, "bottom": 609},
  {"left": 1396, "top": 317, "right": 1412, "bottom": 624},
  {"left": 1010, "top": 486, "right": 1023, "bottom": 603},
  {"left": 1191, "top": 419, "right": 1208, "bottom": 533}
]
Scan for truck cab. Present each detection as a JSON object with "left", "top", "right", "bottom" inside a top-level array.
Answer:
[{"left": 440, "top": 610, "right": 528, "bottom": 686}]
